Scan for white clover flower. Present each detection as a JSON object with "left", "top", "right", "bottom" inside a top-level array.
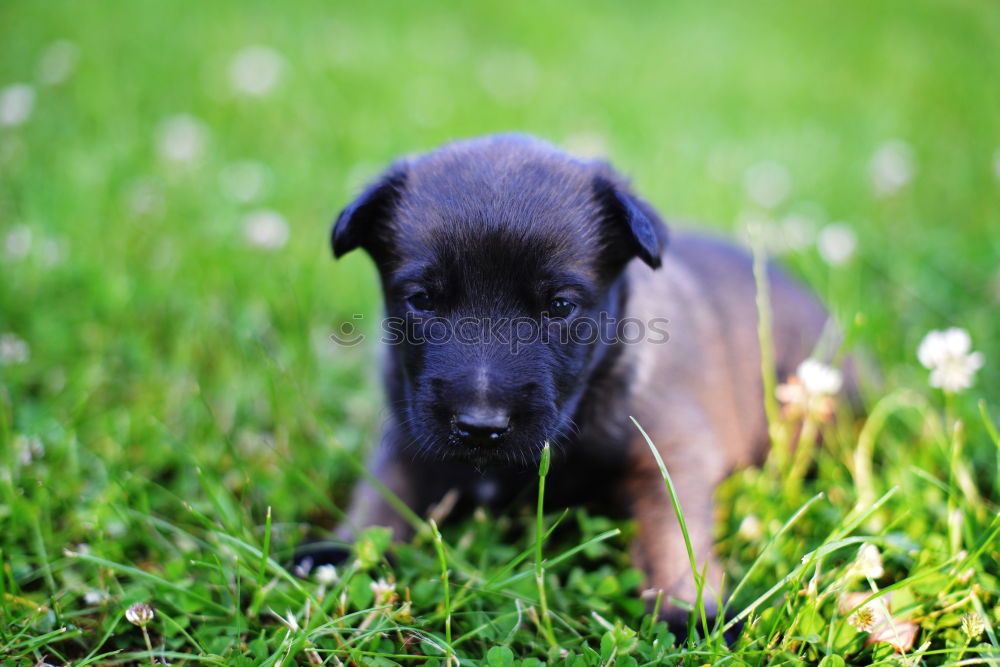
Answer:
[
  {"left": 219, "top": 161, "right": 271, "bottom": 202},
  {"left": 0, "top": 84, "right": 36, "bottom": 127},
  {"left": 737, "top": 514, "right": 763, "bottom": 541},
  {"left": 840, "top": 591, "right": 894, "bottom": 635},
  {"left": 0, "top": 333, "right": 30, "bottom": 365},
  {"left": 744, "top": 161, "right": 792, "bottom": 209},
  {"left": 229, "top": 46, "right": 285, "bottom": 96},
  {"left": 370, "top": 577, "right": 398, "bottom": 606},
  {"left": 125, "top": 602, "right": 154, "bottom": 626},
  {"left": 776, "top": 359, "right": 843, "bottom": 421},
  {"left": 315, "top": 564, "right": 338, "bottom": 585},
  {"left": 242, "top": 209, "right": 289, "bottom": 250},
  {"left": 917, "top": 328, "right": 984, "bottom": 393},
  {"left": 4, "top": 225, "right": 32, "bottom": 260},
  {"left": 962, "top": 612, "right": 985, "bottom": 640},
  {"left": 84, "top": 589, "right": 107, "bottom": 605},
  {"left": 870, "top": 140, "right": 915, "bottom": 197},
  {"left": 156, "top": 114, "right": 208, "bottom": 165},
  {"left": 817, "top": 223, "right": 857, "bottom": 266},
  {"left": 38, "top": 40, "right": 79, "bottom": 85},
  {"left": 848, "top": 602, "right": 878, "bottom": 632},
  {"left": 798, "top": 359, "right": 844, "bottom": 396},
  {"left": 849, "top": 543, "right": 885, "bottom": 579}
]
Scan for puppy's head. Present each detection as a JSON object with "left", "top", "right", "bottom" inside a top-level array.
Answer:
[{"left": 332, "top": 135, "right": 667, "bottom": 468}]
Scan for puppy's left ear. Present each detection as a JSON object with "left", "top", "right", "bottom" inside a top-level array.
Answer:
[
  {"left": 331, "top": 164, "right": 407, "bottom": 260},
  {"left": 593, "top": 175, "right": 669, "bottom": 269}
]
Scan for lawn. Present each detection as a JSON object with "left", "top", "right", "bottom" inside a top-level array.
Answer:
[{"left": 1, "top": 0, "right": 998, "bottom": 664}]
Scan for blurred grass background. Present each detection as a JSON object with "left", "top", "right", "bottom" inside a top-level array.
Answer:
[{"left": 1, "top": 0, "right": 999, "bottom": 663}]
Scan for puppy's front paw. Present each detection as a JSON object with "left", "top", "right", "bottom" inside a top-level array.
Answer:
[{"left": 291, "top": 540, "right": 351, "bottom": 577}]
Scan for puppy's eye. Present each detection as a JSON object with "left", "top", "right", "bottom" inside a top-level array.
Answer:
[
  {"left": 407, "top": 292, "right": 435, "bottom": 312},
  {"left": 546, "top": 298, "right": 576, "bottom": 319}
]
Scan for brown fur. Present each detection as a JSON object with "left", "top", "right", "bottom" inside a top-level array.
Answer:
[{"left": 300, "top": 135, "right": 832, "bottom": 627}]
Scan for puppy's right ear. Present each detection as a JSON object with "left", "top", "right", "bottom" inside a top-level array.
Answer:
[
  {"left": 331, "top": 165, "right": 407, "bottom": 259},
  {"left": 592, "top": 175, "right": 669, "bottom": 269}
]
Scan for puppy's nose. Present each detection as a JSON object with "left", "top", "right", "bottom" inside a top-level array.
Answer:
[{"left": 453, "top": 406, "right": 511, "bottom": 443}]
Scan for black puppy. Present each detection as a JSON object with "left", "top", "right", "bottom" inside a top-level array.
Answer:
[{"left": 304, "top": 134, "right": 829, "bottom": 626}]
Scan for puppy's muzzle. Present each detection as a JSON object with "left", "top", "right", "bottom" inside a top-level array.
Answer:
[{"left": 451, "top": 405, "right": 511, "bottom": 447}]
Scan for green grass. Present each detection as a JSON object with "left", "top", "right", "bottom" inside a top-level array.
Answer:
[{"left": 2, "top": 0, "right": 999, "bottom": 664}]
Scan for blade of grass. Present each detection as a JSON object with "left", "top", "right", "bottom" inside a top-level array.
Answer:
[
  {"left": 476, "top": 508, "right": 571, "bottom": 593},
  {"left": 257, "top": 505, "right": 272, "bottom": 591},
  {"left": 630, "top": 417, "right": 709, "bottom": 641},
  {"left": 534, "top": 442, "right": 558, "bottom": 650},
  {"left": 76, "top": 651, "right": 125, "bottom": 667},
  {"left": 724, "top": 491, "right": 825, "bottom": 612},
  {"left": 852, "top": 390, "right": 927, "bottom": 512},
  {"left": 211, "top": 532, "right": 322, "bottom": 607},
  {"left": 724, "top": 486, "right": 899, "bottom": 633},
  {"left": 428, "top": 518, "right": 454, "bottom": 665},
  {"left": 443, "top": 525, "right": 621, "bottom": 618},
  {"left": 979, "top": 399, "right": 1000, "bottom": 497},
  {"left": 63, "top": 551, "right": 230, "bottom": 615},
  {"left": 749, "top": 230, "right": 789, "bottom": 471}
]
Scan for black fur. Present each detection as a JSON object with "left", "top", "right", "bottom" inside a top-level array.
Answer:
[
  {"left": 302, "top": 134, "right": 835, "bottom": 638},
  {"left": 332, "top": 135, "right": 666, "bottom": 472}
]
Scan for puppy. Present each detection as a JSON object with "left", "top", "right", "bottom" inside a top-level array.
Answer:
[{"left": 306, "top": 134, "right": 830, "bottom": 626}]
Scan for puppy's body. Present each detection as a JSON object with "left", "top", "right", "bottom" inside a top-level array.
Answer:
[{"left": 315, "top": 135, "right": 829, "bottom": 623}]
